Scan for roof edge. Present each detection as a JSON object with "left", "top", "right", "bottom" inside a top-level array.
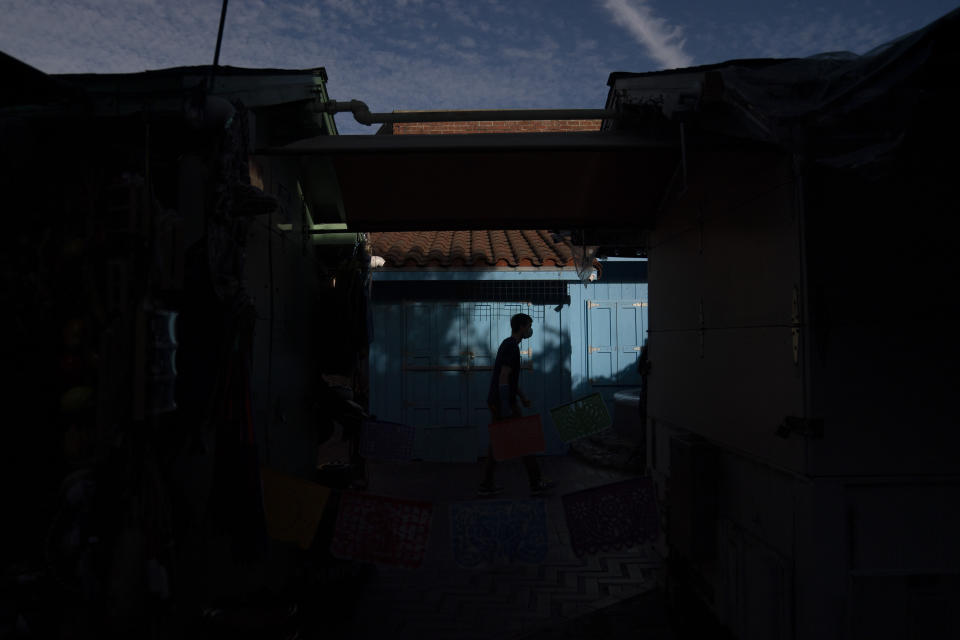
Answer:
[
  {"left": 606, "top": 57, "right": 798, "bottom": 86},
  {"left": 53, "top": 64, "right": 329, "bottom": 80}
]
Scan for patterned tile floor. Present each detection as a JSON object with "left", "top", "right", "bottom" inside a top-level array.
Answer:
[{"left": 342, "top": 453, "right": 673, "bottom": 639}]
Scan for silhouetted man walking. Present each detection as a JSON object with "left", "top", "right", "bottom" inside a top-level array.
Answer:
[{"left": 478, "top": 313, "right": 556, "bottom": 496}]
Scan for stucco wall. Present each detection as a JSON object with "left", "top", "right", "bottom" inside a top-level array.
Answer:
[{"left": 646, "top": 148, "right": 805, "bottom": 473}]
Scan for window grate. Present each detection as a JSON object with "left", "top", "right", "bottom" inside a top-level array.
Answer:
[
  {"left": 472, "top": 303, "right": 493, "bottom": 319},
  {"left": 372, "top": 280, "right": 569, "bottom": 307},
  {"left": 499, "top": 302, "right": 545, "bottom": 322}
]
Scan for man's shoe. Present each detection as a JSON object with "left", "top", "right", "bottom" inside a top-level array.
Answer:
[
  {"left": 530, "top": 480, "right": 557, "bottom": 495},
  {"left": 477, "top": 484, "right": 505, "bottom": 497}
]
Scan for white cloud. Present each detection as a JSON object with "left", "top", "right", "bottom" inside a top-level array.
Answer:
[
  {"left": 500, "top": 36, "right": 559, "bottom": 63},
  {"left": 440, "top": 0, "right": 490, "bottom": 32},
  {"left": 501, "top": 47, "right": 550, "bottom": 61},
  {"left": 458, "top": 35, "right": 476, "bottom": 48},
  {"left": 323, "top": 0, "right": 377, "bottom": 25},
  {"left": 383, "top": 36, "right": 422, "bottom": 51},
  {"left": 600, "top": 0, "right": 693, "bottom": 69}
]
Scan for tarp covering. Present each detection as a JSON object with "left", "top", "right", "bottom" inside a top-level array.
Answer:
[{"left": 608, "top": 8, "right": 960, "bottom": 173}]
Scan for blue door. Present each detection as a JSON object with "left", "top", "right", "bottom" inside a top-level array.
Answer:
[
  {"left": 436, "top": 302, "right": 467, "bottom": 426},
  {"left": 463, "top": 302, "right": 496, "bottom": 446},
  {"left": 587, "top": 300, "right": 647, "bottom": 386},
  {"left": 402, "top": 303, "right": 435, "bottom": 426}
]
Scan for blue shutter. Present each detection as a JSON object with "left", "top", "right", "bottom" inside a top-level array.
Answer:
[
  {"left": 587, "top": 300, "right": 617, "bottom": 385},
  {"left": 616, "top": 301, "right": 647, "bottom": 386}
]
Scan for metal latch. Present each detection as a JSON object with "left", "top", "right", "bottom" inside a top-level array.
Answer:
[
  {"left": 776, "top": 416, "right": 823, "bottom": 439},
  {"left": 589, "top": 346, "right": 601, "bottom": 353},
  {"left": 588, "top": 301, "right": 602, "bottom": 309}
]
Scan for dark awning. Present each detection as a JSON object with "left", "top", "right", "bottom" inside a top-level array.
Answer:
[{"left": 255, "top": 131, "right": 679, "bottom": 231}]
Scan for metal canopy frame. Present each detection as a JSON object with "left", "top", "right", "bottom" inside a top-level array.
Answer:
[
  {"left": 255, "top": 130, "right": 676, "bottom": 155},
  {"left": 254, "top": 131, "right": 681, "bottom": 232}
]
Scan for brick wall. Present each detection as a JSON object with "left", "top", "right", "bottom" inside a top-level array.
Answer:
[{"left": 392, "top": 119, "right": 602, "bottom": 135}]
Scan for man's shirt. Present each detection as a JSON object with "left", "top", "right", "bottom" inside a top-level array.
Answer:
[{"left": 487, "top": 337, "right": 521, "bottom": 408}]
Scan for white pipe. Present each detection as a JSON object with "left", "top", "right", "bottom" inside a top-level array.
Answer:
[{"left": 318, "top": 100, "right": 623, "bottom": 127}]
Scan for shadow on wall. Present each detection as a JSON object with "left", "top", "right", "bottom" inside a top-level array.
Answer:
[{"left": 370, "top": 299, "right": 643, "bottom": 456}]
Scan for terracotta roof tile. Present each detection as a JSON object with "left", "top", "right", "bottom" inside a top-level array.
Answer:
[{"left": 368, "top": 230, "right": 577, "bottom": 269}]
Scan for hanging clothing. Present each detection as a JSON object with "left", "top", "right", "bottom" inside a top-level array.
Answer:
[{"left": 207, "top": 300, "right": 268, "bottom": 562}]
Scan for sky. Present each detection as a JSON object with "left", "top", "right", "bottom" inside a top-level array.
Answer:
[{"left": 2, "top": 0, "right": 956, "bottom": 134}]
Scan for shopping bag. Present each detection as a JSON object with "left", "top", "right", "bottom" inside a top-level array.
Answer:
[{"left": 488, "top": 414, "right": 546, "bottom": 461}]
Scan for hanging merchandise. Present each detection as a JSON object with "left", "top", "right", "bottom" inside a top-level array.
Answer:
[
  {"left": 359, "top": 236, "right": 374, "bottom": 345},
  {"left": 236, "top": 347, "right": 269, "bottom": 561},
  {"left": 44, "top": 468, "right": 104, "bottom": 600},
  {"left": 206, "top": 101, "right": 254, "bottom": 303},
  {"left": 313, "top": 376, "right": 369, "bottom": 487},
  {"left": 553, "top": 230, "right": 599, "bottom": 284},
  {"left": 102, "top": 440, "right": 174, "bottom": 628},
  {"left": 152, "top": 208, "right": 185, "bottom": 291},
  {"left": 60, "top": 386, "right": 95, "bottom": 414},
  {"left": 146, "top": 309, "right": 178, "bottom": 415},
  {"left": 334, "top": 241, "right": 372, "bottom": 356},
  {"left": 207, "top": 298, "right": 269, "bottom": 562}
]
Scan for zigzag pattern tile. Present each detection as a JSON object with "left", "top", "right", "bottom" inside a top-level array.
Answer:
[
  {"left": 350, "top": 551, "right": 662, "bottom": 639},
  {"left": 349, "top": 454, "right": 666, "bottom": 638}
]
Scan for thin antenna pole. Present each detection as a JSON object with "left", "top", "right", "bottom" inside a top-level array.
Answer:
[{"left": 209, "top": 0, "right": 230, "bottom": 89}]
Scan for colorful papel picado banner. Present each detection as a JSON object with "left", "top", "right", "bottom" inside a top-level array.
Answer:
[
  {"left": 561, "top": 477, "right": 659, "bottom": 557},
  {"left": 449, "top": 499, "right": 548, "bottom": 568},
  {"left": 331, "top": 491, "right": 433, "bottom": 568},
  {"left": 549, "top": 393, "right": 611, "bottom": 442}
]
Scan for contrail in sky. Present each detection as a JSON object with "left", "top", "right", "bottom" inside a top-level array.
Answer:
[{"left": 602, "top": 0, "right": 694, "bottom": 69}]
